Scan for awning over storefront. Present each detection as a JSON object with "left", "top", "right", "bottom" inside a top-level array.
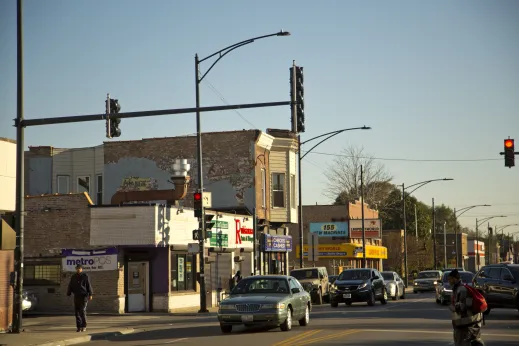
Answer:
[{"left": 296, "top": 243, "right": 387, "bottom": 259}]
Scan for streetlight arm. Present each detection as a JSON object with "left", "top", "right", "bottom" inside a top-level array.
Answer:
[
  {"left": 456, "top": 206, "right": 477, "bottom": 218},
  {"left": 301, "top": 126, "right": 370, "bottom": 145},
  {"left": 198, "top": 31, "right": 288, "bottom": 83},
  {"left": 406, "top": 181, "right": 433, "bottom": 196},
  {"left": 300, "top": 126, "right": 371, "bottom": 160},
  {"left": 477, "top": 216, "right": 507, "bottom": 228}
]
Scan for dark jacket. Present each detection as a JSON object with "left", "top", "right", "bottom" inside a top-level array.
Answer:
[
  {"left": 450, "top": 281, "right": 482, "bottom": 327},
  {"left": 67, "top": 273, "right": 93, "bottom": 297}
]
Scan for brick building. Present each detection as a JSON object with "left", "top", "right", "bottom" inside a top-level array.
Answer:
[
  {"left": 23, "top": 129, "right": 298, "bottom": 313},
  {"left": 287, "top": 200, "right": 387, "bottom": 275}
]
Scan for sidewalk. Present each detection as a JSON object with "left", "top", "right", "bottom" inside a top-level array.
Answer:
[{"left": 0, "top": 307, "right": 218, "bottom": 346}]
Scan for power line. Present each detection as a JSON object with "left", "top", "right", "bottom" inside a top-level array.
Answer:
[
  {"left": 203, "top": 79, "right": 257, "bottom": 129},
  {"left": 304, "top": 151, "right": 502, "bottom": 162}
]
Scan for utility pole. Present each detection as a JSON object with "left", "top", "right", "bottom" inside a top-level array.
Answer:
[
  {"left": 443, "top": 222, "right": 447, "bottom": 268},
  {"left": 402, "top": 183, "right": 408, "bottom": 284},
  {"left": 432, "top": 198, "right": 437, "bottom": 270},
  {"left": 415, "top": 204, "right": 418, "bottom": 238},
  {"left": 476, "top": 218, "right": 479, "bottom": 271},
  {"left": 12, "top": 0, "right": 25, "bottom": 333},
  {"left": 361, "top": 165, "right": 366, "bottom": 268}
]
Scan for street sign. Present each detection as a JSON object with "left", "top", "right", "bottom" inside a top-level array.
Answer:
[
  {"left": 307, "top": 233, "right": 319, "bottom": 262},
  {"left": 202, "top": 192, "right": 212, "bottom": 208}
]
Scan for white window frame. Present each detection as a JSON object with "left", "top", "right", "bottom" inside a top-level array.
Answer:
[
  {"left": 271, "top": 173, "right": 286, "bottom": 208},
  {"left": 261, "top": 168, "right": 266, "bottom": 208},
  {"left": 56, "top": 175, "right": 70, "bottom": 194},
  {"left": 77, "top": 175, "right": 91, "bottom": 194},
  {"left": 96, "top": 174, "right": 103, "bottom": 204}
]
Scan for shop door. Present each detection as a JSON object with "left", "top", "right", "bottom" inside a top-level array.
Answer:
[{"left": 127, "top": 261, "right": 149, "bottom": 312}]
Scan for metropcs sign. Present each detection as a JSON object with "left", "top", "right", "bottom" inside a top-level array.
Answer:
[
  {"left": 235, "top": 219, "right": 253, "bottom": 244},
  {"left": 62, "top": 248, "right": 118, "bottom": 272}
]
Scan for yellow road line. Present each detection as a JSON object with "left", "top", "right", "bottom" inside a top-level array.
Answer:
[
  {"left": 293, "top": 329, "right": 360, "bottom": 346},
  {"left": 271, "top": 329, "right": 322, "bottom": 346}
]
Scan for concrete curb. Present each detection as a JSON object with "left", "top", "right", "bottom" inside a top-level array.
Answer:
[{"left": 28, "top": 328, "right": 135, "bottom": 346}]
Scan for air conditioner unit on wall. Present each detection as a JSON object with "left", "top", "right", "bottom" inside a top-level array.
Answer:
[{"left": 234, "top": 256, "right": 244, "bottom": 262}]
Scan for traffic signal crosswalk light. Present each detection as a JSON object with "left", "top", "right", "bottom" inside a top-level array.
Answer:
[
  {"left": 504, "top": 139, "right": 515, "bottom": 168},
  {"left": 290, "top": 65, "right": 305, "bottom": 133},
  {"left": 105, "top": 98, "right": 122, "bottom": 139},
  {"left": 193, "top": 191, "right": 203, "bottom": 218}
]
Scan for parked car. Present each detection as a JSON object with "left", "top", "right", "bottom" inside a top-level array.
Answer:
[
  {"left": 329, "top": 275, "right": 338, "bottom": 285},
  {"left": 217, "top": 275, "right": 311, "bottom": 333},
  {"left": 330, "top": 268, "right": 387, "bottom": 307},
  {"left": 413, "top": 270, "right": 442, "bottom": 293},
  {"left": 435, "top": 270, "right": 474, "bottom": 305},
  {"left": 289, "top": 267, "right": 330, "bottom": 305},
  {"left": 381, "top": 271, "right": 406, "bottom": 300},
  {"left": 472, "top": 264, "right": 519, "bottom": 316}
]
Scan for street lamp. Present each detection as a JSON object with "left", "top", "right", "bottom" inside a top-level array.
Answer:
[
  {"left": 475, "top": 216, "right": 507, "bottom": 271},
  {"left": 194, "top": 30, "right": 290, "bottom": 313},
  {"left": 453, "top": 205, "right": 490, "bottom": 268},
  {"left": 493, "top": 224, "right": 518, "bottom": 263},
  {"left": 297, "top": 126, "right": 371, "bottom": 267},
  {"left": 401, "top": 178, "right": 453, "bottom": 286}
]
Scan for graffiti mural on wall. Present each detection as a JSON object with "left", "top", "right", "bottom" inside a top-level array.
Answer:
[{"left": 117, "top": 176, "right": 159, "bottom": 192}]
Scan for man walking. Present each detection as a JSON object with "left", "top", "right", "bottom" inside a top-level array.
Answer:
[
  {"left": 67, "top": 264, "right": 93, "bottom": 332},
  {"left": 448, "top": 269, "right": 485, "bottom": 345}
]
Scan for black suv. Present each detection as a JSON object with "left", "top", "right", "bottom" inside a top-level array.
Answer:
[
  {"left": 472, "top": 263, "right": 519, "bottom": 315},
  {"left": 330, "top": 268, "right": 387, "bottom": 307}
]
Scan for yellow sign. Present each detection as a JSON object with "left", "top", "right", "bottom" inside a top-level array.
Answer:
[{"left": 296, "top": 243, "right": 387, "bottom": 259}]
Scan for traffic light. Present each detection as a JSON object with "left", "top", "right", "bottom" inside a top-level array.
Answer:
[
  {"left": 105, "top": 98, "right": 122, "bottom": 139},
  {"left": 504, "top": 139, "right": 515, "bottom": 168},
  {"left": 203, "top": 214, "right": 215, "bottom": 239},
  {"left": 193, "top": 191, "right": 203, "bottom": 218},
  {"left": 290, "top": 65, "right": 305, "bottom": 133}
]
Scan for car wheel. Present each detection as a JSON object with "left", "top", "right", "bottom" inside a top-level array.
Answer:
[
  {"left": 331, "top": 300, "right": 339, "bottom": 308},
  {"left": 280, "top": 308, "right": 292, "bottom": 331},
  {"left": 440, "top": 295, "right": 445, "bottom": 305},
  {"left": 220, "top": 324, "right": 232, "bottom": 333},
  {"left": 401, "top": 289, "right": 406, "bottom": 299},
  {"left": 345, "top": 301, "right": 352, "bottom": 306},
  {"left": 317, "top": 289, "right": 323, "bottom": 305},
  {"left": 299, "top": 305, "right": 309, "bottom": 326},
  {"left": 367, "top": 290, "right": 375, "bottom": 306},
  {"left": 380, "top": 289, "right": 388, "bottom": 305},
  {"left": 392, "top": 288, "right": 399, "bottom": 301}
]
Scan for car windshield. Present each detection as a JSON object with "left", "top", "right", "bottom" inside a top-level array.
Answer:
[
  {"left": 382, "top": 272, "right": 394, "bottom": 281},
  {"left": 417, "top": 272, "right": 440, "bottom": 279},
  {"left": 290, "top": 269, "right": 318, "bottom": 280},
  {"left": 442, "top": 272, "right": 474, "bottom": 283},
  {"left": 338, "top": 269, "right": 370, "bottom": 281},
  {"left": 231, "top": 278, "right": 289, "bottom": 295}
]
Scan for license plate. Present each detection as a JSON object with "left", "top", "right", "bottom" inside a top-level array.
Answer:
[
  {"left": 241, "top": 315, "right": 254, "bottom": 322},
  {"left": 343, "top": 294, "right": 351, "bottom": 299}
]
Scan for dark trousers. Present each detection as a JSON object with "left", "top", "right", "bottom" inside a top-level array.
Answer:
[{"left": 74, "top": 295, "right": 88, "bottom": 328}]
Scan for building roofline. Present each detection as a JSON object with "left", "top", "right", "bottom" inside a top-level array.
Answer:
[
  {"left": 0, "top": 137, "right": 16, "bottom": 144},
  {"left": 103, "top": 129, "right": 261, "bottom": 144}
]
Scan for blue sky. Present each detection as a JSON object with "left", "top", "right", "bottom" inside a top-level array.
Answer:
[{"left": 1, "top": 0, "right": 518, "bottom": 231}]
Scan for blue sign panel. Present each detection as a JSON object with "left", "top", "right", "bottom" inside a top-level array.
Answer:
[
  {"left": 309, "top": 222, "right": 349, "bottom": 237},
  {"left": 263, "top": 235, "right": 293, "bottom": 252}
]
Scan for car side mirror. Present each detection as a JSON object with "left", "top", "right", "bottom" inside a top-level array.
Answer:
[{"left": 291, "top": 288, "right": 300, "bottom": 294}]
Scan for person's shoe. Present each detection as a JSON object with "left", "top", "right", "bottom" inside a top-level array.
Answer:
[
  {"left": 77, "top": 328, "right": 81, "bottom": 332},
  {"left": 81, "top": 328, "right": 86, "bottom": 332}
]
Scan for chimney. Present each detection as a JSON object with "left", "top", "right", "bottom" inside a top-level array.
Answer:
[{"left": 110, "top": 159, "right": 191, "bottom": 204}]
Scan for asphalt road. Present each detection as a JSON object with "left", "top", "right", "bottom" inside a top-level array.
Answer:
[{"left": 81, "top": 292, "right": 519, "bottom": 346}]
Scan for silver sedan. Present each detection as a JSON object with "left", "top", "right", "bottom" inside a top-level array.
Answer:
[{"left": 381, "top": 271, "right": 406, "bottom": 300}]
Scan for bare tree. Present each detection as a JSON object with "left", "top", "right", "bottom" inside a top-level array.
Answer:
[{"left": 324, "top": 145, "right": 393, "bottom": 207}]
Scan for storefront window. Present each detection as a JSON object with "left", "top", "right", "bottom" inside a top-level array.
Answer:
[{"left": 171, "top": 253, "right": 196, "bottom": 292}]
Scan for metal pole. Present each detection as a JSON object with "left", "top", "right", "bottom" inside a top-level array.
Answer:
[
  {"left": 13, "top": 0, "right": 25, "bottom": 333},
  {"left": 402, "top": 183, "right": 408, "bottom": 286},
  {"left": 415, "top": 204, "right": 418, "bottom": 238},
  {"left": 297, "top": 135, "right": 304, "bottom": 268},
  {"left": 476, "top": 218, "right": 479, "bottom": 271},
  {"left": 432, "top": 198, "right": 437, "bottom": 270},
  {"left": 443, "top": 222, "right": 447, "bottom": 268},
  {"left": 454, "top": 208, "right": 459, "bottom": 268},
  {"left": 361, "top": 165, "right": 366, "bottom": 268},
  {"left": 253, "top": 207, "right": 257, "bottom": 274},
  {"left": 195, "top": 54, "right": 208, "bottom": 313}
]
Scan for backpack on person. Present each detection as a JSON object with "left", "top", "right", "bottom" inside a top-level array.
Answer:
[{"left": 464, "top": 284, "right": 488, "bottom": 314}]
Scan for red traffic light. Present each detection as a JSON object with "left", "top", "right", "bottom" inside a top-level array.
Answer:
[
  {"left": 505, "top": 139, "right": 514, "bottom": 149},
  {"left": 194, "top": 192, "right": 202, "bottom": 201}
]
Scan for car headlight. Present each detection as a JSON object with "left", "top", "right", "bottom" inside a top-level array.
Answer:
[
  {"left": 219, "top": 304, "right": 235, "bottom": 310},
  {"left": 357, "top": 283, "right": 368, "bottom": 289},
  {"left": 433, "top": 281, "right": 438, "bottom": 285},
  {"left": 261, "top": 303, "right": 286, "bottom": 310},
  {"left": 414, "top": 282, "right": 418, "bottom": 286},
  {"left": 330, "top": 284, "right": 337, "bottom": 291}
]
